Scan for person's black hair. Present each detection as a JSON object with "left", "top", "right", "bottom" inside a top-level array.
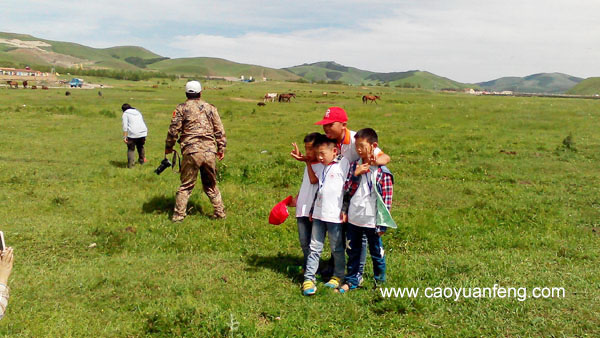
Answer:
[
  {"left": 355, "top": 128, "right": 378, "bottom": 144},
  {"left": 303, "top": 132, "right": 322, "bottom": 144},
  {"left": 312, "top": 134, "right": 337, "bottom": 148},
  {"left": 121, "top": 103, "right": 132, "bottom": 112},
  {"left": 186, "top": 92, "right": 201, "bottom": 99}
]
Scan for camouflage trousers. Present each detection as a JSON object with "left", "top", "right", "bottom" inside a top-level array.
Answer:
[{"left": 173, "top": 151, "right": 225, "bottom": 219}]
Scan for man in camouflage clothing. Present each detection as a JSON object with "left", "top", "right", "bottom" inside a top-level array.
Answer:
[{"left": 165, "top": 80, "right": 227, "bottom": 222}]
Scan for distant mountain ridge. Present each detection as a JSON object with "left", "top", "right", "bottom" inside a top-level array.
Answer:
[
  {"left": 0, "top": 31, "right": 590, "bottom": 91},
  {"left": 0, "top": 31, "right": 299, "bottom": 81},
  {"left": 284, "top": 61, "right": 475, "bottom": 90},
  {"left": 477, "top": 73, "right": 583, "bottom": 94}
]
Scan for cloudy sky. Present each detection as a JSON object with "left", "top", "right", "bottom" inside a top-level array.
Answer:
[{"left": 1, "top": 0, "right": 599, "bottom": 83}]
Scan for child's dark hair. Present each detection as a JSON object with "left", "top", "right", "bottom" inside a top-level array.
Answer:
[
  {"left": 121, "top": 103, "right": 132, "bottom": 112},
  {"left": 186, "top": 92, "right": 201, "bottom": 99},
  {"left": 312, "top": 134, "right": 337, "bottom": 148},
  {"left": 355, "top": 128, "right": 378, "bottom": 144},
  {"left": 303, "top": 132, "right": 322, "bottom": 144}
]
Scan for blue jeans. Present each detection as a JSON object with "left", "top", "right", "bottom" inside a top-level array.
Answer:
[
  {"left": 296, "top": 217, "right": 312, "bottom": 270},
  {"left": 326, "top": 224, "right": 367, "bottom": 277},
  {"left": 304, "top": 219, "right": 345, "bottom": 281},
  {"left": 345, "top": 223, "right": 386, "bottom": 287}
]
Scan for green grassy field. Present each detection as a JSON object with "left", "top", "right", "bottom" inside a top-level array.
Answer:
[{"left": 0, "top": 80, "right": 598, "bottom": 336}]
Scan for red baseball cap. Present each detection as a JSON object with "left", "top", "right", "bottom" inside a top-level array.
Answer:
[
  {"left": 269, "top": 196, "right": 293, "bottom": 225},
  {"left": 314, "top": 107, "right": 348, "bottom": 125}
]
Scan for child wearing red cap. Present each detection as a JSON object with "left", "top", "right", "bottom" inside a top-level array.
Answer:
[
  {"left": 313, "top": 107, "right": 391, "bottom": 284},
  {"left": 289, "top": 133, "right": 323, "bottom": 273},
  {"left": 314, "top": 106, "right": 390, "bottom": 165}
]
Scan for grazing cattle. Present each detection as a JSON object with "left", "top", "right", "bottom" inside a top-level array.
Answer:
[
  {"left": 362, "top": 95, "right": 381, "bottom": 104},
  {"left": 31, "top": 85, "right": 37, "bottom": 89},
  {"left": 42, "top": 85, "right": 49, "bottom": 90},
  {"left": 257, "top": 102, "right": 266, "bottom": 106},
  {"left": 6, "top": 81, "right": 18, "bottom": 89},
  {"left": 278, "top": 93, "right": 296, "bottom": 102},
  {"left": 22, "top": 81, "right": 28, "bottom": 89},
  {"left": 263, "top": 93, "right": 277, "bottom": 102},
  {"left": 152, "top": 84, "right": 158, "bottom": 88}
]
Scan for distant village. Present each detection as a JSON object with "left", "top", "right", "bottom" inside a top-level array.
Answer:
[
  {"left": 442, "top": 87, "right": 513, "bottom": 96},
  {"left": 0, "top": 66, "right": 56, "bottom": 81}
]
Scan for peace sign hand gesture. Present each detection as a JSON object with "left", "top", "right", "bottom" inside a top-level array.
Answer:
[{"left": 290, "top": 142, "right": 307, "bottom": 162}]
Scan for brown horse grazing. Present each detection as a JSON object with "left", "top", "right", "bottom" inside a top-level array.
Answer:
[
  {"left": 362, "top": 95, "right": 380, "bottom": 104},
  {"left": 278, "top": 93, "right": 296, "bottom": 102},
  {"left": 22, "top": 80, "right": 28, "bottom": 88},
  {"left": 6, "top": 81, "right": 18, "bottom": 89}
]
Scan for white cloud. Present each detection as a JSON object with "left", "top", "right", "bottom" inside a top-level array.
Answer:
[
  {"left": 169, "top": 1, "right": 600, "bottom": 82},
  {"left": 2, "top": 0, "right": 600, "bottom": 82}
]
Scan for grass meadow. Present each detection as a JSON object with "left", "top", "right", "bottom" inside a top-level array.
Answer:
[{"left": 0, "top": 79, "right": 598, "bottom": 336}]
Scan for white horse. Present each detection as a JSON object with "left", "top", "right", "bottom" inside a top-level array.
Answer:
[{"left": 264, "top": 93, "right": 277, "bottom": 102}]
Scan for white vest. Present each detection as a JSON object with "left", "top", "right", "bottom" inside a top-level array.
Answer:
[
  {"left": 348, "top": 166, "right": 377, "bottom": 228},
  {"left": 296, "top": 163, "right": 323, "bottom": 217},
  {"left": 312, "top": 157, "right": 350, "bottom": 223}
]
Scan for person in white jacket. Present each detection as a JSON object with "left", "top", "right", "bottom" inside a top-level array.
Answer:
[{"left": 121, "top": 103, "right": 148, "bottom": 168}]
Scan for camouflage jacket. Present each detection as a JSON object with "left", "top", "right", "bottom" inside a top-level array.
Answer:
[{"left": 165, "top": 99, "right": 227, "bottom": 155}]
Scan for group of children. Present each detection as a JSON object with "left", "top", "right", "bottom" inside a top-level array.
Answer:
[{"left": 289, "top": 107, "right": 394, "bottom": 295}]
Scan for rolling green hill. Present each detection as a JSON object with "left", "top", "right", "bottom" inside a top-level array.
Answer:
[
  {"left": 0, "top": 32, "right": 300, "bottom": 80},
  {"left": 284, "top": 61, "right": 373, "bottom": 84},
  {"left": 0, "top": 32, "right": 154, "bottom": 70},
  {"left": 381, "top": 71, "right": 475, "bottom": 90},
  {"left": 7, "top": 31, "right": 579, "bottom": 91},
  {"left": 147, "top": 57, "right": 301, "bottom": 81},
  {"left": 284, "top": 61, "right": 474, "bottom": 89},
  {"left": 566, "top": 77, "right": 600, "bottom": 95},
  {"left": 477, "top": 73, "right": 583, "bottom": 94}
]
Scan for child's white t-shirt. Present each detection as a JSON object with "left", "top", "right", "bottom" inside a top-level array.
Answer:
[
  {"left": 348, "top": 166, "right": 378, "bottom": 228},
  {"left": 296, "top": 162, "right": 324, "bottom": 217},
  {"left": 312, "top": 157, "right": 350, "bottom": 223}
]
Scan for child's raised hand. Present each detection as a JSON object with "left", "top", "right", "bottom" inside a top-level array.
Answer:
[
  {"left": 354, "top": 162, "right": 370, "bottom": 176},
  {"left": 369, "top": 152, "right": 376, "bottom": 165},
  {"left": 367, "top": 145, "right": 377, "bottom": 165},
  {"left": 290, "top": 142, "right": 306, "bottom": 161}
]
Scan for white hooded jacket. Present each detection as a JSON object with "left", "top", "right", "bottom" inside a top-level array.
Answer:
[{"left": 122, "top": 108, "right": 148, "bottom": 138}]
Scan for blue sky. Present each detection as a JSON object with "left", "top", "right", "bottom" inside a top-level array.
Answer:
[{"left": 1, "top": 0, "right": 599, "bottom": 83}]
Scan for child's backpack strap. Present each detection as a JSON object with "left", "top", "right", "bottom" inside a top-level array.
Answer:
[{"left": 379, "top": 165, "right": 394, "bottom": 184}]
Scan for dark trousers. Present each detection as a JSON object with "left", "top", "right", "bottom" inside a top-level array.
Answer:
[
  {"left": 345, "top": 223, "right": 386, "bottom": 287},
  {"left": 323, "top": 223, "right": 367, "bottom": 278},
  {"left": 126, "top": 137, "right": 146, "bottom": 168}
]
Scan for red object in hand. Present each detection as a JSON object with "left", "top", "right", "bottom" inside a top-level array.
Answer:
[{"left": 269, "top": 196, "right": 293, "bottom": 225}]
